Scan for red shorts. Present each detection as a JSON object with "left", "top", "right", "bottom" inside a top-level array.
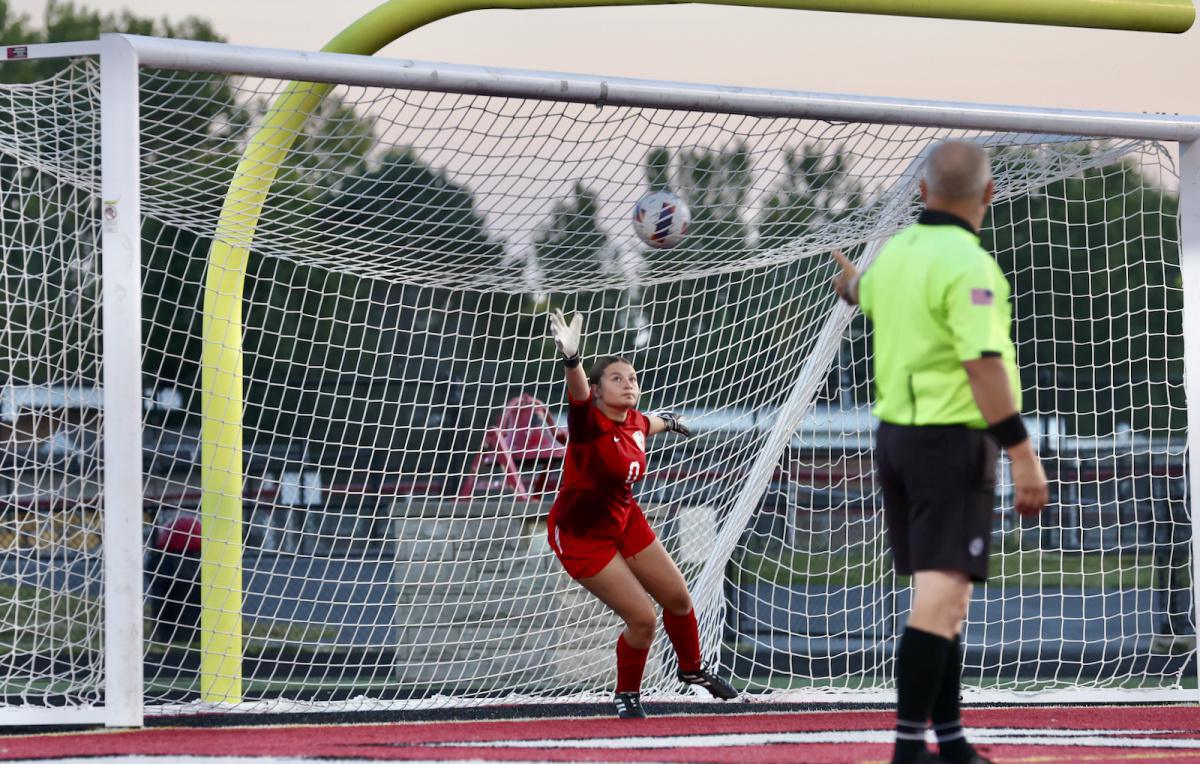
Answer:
[{"left": 547, "top": 505, "right": 658, "bottom": 579}]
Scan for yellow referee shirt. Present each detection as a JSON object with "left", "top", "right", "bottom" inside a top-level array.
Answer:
[{"left": 858, "top": 210, "right": 1020, "bottom": 429}]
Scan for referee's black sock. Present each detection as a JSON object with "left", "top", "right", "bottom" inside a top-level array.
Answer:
[
  {"left": 893, "top": 626, "right": 952, "bottom": 764},
  {"left": 931, "top": 634, "right": 977, "bottom": 763}
]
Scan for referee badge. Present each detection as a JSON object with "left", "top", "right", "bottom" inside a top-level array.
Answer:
[
  {"left": 632, "top": 430, "right": 646, "bottom": 452},
  {"left": 969, "top": 537, "right": 984, "bottom": 557}
]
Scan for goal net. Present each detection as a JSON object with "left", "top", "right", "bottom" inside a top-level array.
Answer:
[{"left": 0, "top": 39, "right": 1193, "bottom": 719}]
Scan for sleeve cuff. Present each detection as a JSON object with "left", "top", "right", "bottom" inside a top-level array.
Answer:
[{"left": 958, "top": 349, "right": 1001, "bottom": 362}]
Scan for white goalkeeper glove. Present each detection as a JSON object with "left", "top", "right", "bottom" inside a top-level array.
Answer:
[
  {"left": 653, "top": 411, "right": 691, "bottom": 437},
  {"left": 549, "top": 309, "right": 583, "bottom": 366}
]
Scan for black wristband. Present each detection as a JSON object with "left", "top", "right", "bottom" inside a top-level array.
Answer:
[
  {"left": 987, "top": 412, "right": 1028, "bottom": 448},
  {"left": 562, "top": 354, "right": 581, "bottom": 369}
]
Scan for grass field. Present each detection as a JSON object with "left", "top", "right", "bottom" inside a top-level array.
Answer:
[
  {"left": 732, "top": 672, "right": 1198, "bottom": 693},
  {"left": 732, "top": 545, "right": 1185, "bottom": 588}
]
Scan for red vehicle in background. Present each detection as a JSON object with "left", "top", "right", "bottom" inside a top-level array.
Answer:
[{"left": 459, "top": 394, "right": 566, "bottom": 499}]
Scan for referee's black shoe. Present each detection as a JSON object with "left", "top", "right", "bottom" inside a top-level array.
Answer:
[
  {"left": 892, "top": 748, "right": 940, "bottom": 764},
  {"left": 614, "top": 691, "right": 647, "bottom": 718},
  {"left": 677, "top": 664, "right": 738, "bottom": 700},
  {"left": 938, "top": 755, "right": 993, "bottom": 764}
]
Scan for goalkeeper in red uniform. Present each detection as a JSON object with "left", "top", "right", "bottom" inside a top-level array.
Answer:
[{"left": 546, "top": 309, "right": 737, "bottom": 719}]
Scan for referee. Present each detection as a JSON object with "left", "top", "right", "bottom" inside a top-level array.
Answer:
[{"left": 832, "top": 140, "right": 1048, "bottom": 764}]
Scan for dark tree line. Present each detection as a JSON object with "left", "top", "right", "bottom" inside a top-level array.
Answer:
[{"left": 0, "top": 2, "right": 1183, "bottom": 495}]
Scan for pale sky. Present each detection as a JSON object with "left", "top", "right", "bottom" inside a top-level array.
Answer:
[{"left": 7, "top": 0, "right": 1200, "bottom": 116}]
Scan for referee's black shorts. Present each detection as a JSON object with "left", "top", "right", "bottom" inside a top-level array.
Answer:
[{"left": 876, "top": 422, "right": 999, "bottom": 583}]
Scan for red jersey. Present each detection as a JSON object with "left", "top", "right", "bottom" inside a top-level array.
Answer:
[{"left": 549, "top": 393, "right": 650, "bottom": 538}]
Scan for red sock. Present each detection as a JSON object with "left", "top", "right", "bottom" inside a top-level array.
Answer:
[
  {"left": 662, "top": 608, "right": 702, "bottom": 672},
  {"left": 615, "top": 632, "right": 650, "bottom": 693}
]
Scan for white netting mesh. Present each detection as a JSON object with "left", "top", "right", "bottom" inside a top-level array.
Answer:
[
  {"left": 0, "top": 55, "right": 1191, "bottom": 715},
  {"left": 0, "top": 61, "right": 103, "bottom": 710}
]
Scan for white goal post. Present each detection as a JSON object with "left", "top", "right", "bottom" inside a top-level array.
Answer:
[{"left": 0, "top": 32, "right": 1197, "bottom": 726}]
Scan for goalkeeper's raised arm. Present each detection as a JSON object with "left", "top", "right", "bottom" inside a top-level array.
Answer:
[
  {"left": 548, "top": 309, "right": 688, "bottom": 438},
  {"left": 543, "top": 309, "right": 732, "bottom": 719},
  {"left": 549, "top": 308, "right": 589, "bottom": 402}
]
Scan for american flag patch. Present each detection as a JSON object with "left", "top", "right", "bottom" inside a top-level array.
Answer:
[{"left": 971, "top": 288, "right": 994, "bottom": 306}]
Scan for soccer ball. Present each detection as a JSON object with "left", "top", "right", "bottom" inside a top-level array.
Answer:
[{"left": 632, "top": 190, "right": 690, "bottom": 249}]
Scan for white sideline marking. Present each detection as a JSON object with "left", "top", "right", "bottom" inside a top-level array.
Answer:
[{"left": 445, "top": 728, "right": 1200, "bottom": 750}]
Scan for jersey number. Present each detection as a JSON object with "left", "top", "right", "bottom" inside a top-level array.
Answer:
[{"left": 625, "top": 462, "right": 641, "bottom": 484}]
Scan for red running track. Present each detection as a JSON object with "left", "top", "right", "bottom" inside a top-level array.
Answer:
[{"left": 0, "top": 705, "right": 1197, "bottom": 763}]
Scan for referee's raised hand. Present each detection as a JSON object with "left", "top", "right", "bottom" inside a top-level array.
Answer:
[{"left": 830, "top": 250, "right": 859, "bottom": 305}]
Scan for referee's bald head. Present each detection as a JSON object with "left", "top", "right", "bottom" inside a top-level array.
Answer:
[{"left": 923, "top": 140, "right": 992, "bottom": 202}]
